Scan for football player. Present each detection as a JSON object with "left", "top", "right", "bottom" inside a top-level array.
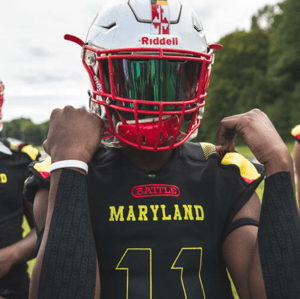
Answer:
[
  {"left": 27, "top": 1, "right": 300, "bottom": 298},
  {"left": 291, "top": 125, "right": 300, "bottom": 206},
  {"left": 0, "top": 79, "right": 40, "bottom": 299}
]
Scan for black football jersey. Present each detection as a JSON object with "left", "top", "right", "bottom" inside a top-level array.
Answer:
[
  {"left": 24, "top": 142, "right": 264, "bottom": 298},
  {"left": 0, "top": 138, "right": 39, "bottom": 288},
  {"left": 87, "top": 142, "right": 263, "bottom": 299}
]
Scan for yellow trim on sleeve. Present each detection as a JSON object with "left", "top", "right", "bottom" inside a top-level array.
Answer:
[
  {"left": 33, "top": 156, "right": 51, "bottom": 173},
  {"left": 291, "top": 125, "right": 300, "bottom": 137},
  {"left": 221, "top": 153, "right": 260, "bottom": 182},
  {"left": 21, "top": 145, "right": 39, "bottom": 161}
]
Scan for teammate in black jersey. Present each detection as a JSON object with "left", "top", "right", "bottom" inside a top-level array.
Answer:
[
  {"left": 0, "top": 80, "right": 40, "bottom": 299},
  {"left": 27, "top": 1, "right": 300, "bottom": 298}
]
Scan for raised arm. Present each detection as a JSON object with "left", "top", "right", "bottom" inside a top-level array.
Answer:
[
  {"left": 29, "top": 106, "right": 104, "bottom": 299},
  {"left": 218, "top": 109, "right": 300, "bottom": 299}
]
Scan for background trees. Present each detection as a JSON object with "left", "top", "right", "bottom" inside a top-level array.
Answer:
[
  {"left": 1, "top": 118, "right": 49, "bottom": 146},
  {"left": 196, "top": 0, "right": 300, "bottom": 145}
]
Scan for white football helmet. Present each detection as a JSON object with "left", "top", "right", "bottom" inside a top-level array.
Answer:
[{"left": 65, "top": 0, "right": 221, "bottom": 151}]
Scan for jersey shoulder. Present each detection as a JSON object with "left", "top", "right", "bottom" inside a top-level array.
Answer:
[
  {"left": 200, "top": 142, "right": 263, "bottom": 184},
  {"left": 30, "top": 156, "right": 51, "bottom": 179},
  {"left": 7, "top": 137, "right": 40, "bottom": 161},
  {"left": 291, "top": 125, "right": 300, "bottom": 143},
  {"left": 182, "top": 142, "right": 264, "bottom": 184},
  {"left": 23, "top": 156, "right": 51, "bottom": 203},
  {"left": 181, "top": 141, "right": 226, "bottom": 161},
  {"left": 220, "top": 152, "right": 263, "bottom": 184}
]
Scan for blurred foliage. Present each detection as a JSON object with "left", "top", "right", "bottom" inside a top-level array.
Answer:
[
  {"left": 0, "top": 118, "right": 49, "bottom": 146},
  {"left": 196, "top": 0, "right": 300, "bottom": 146}
]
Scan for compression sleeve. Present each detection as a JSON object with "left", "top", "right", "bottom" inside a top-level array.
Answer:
[
  {"left": 258, "top": 172, "right": 300, "bottom": 298},
  {"left": 38, "top": 169, "right": 97, "bottom": 299}
]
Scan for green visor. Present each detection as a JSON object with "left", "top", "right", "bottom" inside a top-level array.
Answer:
[{"left": 102, "top": 58, "right": 202, "bottom": 111}]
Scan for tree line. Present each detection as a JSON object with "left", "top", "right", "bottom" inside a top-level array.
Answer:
[
  {"left": 1, "top": 0, "right": 299, "bottom": 146},
  {"left": 196, "top": 0, "right": 300, "bottom": 145},
  {"left": 0, "top": 118, "right": 49, "bottom": 146}
]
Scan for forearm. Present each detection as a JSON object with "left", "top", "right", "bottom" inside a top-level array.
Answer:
[
  {"left": 9, "top": 228, "right": 37, "bottom": 264},
  {"left": 30, "top": 168, "right": 99, "bottom": 299},
  {"left": 249, "top": 172, "right": 300, "bottom": 299}
]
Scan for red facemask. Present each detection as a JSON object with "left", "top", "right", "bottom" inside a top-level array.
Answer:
[{"left": 65, "top": 34, "right": 221, "bottom": 151}]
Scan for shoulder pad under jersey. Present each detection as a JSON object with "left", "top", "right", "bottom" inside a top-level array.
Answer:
[
  {"left": 199, "top": 142, "right": 226, "bottom": 160},
  {"left": 32, "top": 156, "right": 51, "bottom": 179},
  {"left": 7, "top": 137, "right": 40, "bottom": 161},
  {"left": 23, "top": 156, "right": 51, "bottom": 203},
  {"left": 221, "top": 152, "right": 262, "bottom": 184},
  {"left": 291, "top": 125, "right": 300, "bottom": 142}
]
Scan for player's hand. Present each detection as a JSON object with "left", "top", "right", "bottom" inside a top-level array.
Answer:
[
  {"left": 217, "top": 109, "right": 292, "bottom": 176},
  {"left": 0, "top": 246, "right": 16, "bottom": 279},
  {"left": 43, "top": 106, "right": 104, "bottom": 164}
]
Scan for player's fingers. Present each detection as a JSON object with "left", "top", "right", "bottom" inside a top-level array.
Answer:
[
  {"left": 217, "top": 115, "right": 243, "bottom": 152},
  {"left": 49, "top": 108, "right": 62, "bottom": 122},
  {"left": 219, "top": 138, "right": 236, "bottom": 152},
  {"left": 217, "top": 118, "right": 237, "bottom": 142}
]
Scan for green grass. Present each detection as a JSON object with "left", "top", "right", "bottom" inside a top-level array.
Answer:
[{"left": 23, "top": 143, "right": 296, "bottom": 295}]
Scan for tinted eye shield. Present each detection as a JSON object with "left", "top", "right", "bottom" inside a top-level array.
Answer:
[{"left": 83, "top": 47, "right": 212, "bottom": 112}]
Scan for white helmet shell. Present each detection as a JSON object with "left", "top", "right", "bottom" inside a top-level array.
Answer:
[{"left": 86, "top": 0, "right": 208, "bottom": 53}]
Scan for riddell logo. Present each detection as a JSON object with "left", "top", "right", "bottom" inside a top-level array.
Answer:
[
  {"left": 141, "top": 37, "right": 178, "bottom": 46},
  {"left": 132, "top": 184, "right": 180, "bottom": 198},
  {"left": 93, "top": 76, "right": 102, "bottom": 92}
]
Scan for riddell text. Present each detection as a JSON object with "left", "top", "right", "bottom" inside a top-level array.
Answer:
[{"left": 141, "top": 37, "right": 179, "bottom": 46}]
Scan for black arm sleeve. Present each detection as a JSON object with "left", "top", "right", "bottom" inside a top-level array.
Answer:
[
  {"left": 258, "top": 172, "right": 300, "bottom": 298},
  {"left": 38, "top": 169, "right": 97, "bottom": 299}
]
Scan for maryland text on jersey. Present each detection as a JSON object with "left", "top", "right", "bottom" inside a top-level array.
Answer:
[{"left": 109, "top": 204, "right": 204, "bottom": 222}]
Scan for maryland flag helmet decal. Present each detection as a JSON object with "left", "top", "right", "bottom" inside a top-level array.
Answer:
[{"left": 151, "top": 0, "right": 170, "bottom": 34}]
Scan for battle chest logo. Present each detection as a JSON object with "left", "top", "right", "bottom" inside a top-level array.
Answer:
[{"left": 132, "top": 184, "right": 180, "bottom": 198}]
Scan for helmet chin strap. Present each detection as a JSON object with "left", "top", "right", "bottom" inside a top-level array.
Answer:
[
  {"left": 113, "top": 112, "right": 178, "bottom": 148},
  {"left": 188, "top": 106, "right": 205, "bottom": 141}
]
